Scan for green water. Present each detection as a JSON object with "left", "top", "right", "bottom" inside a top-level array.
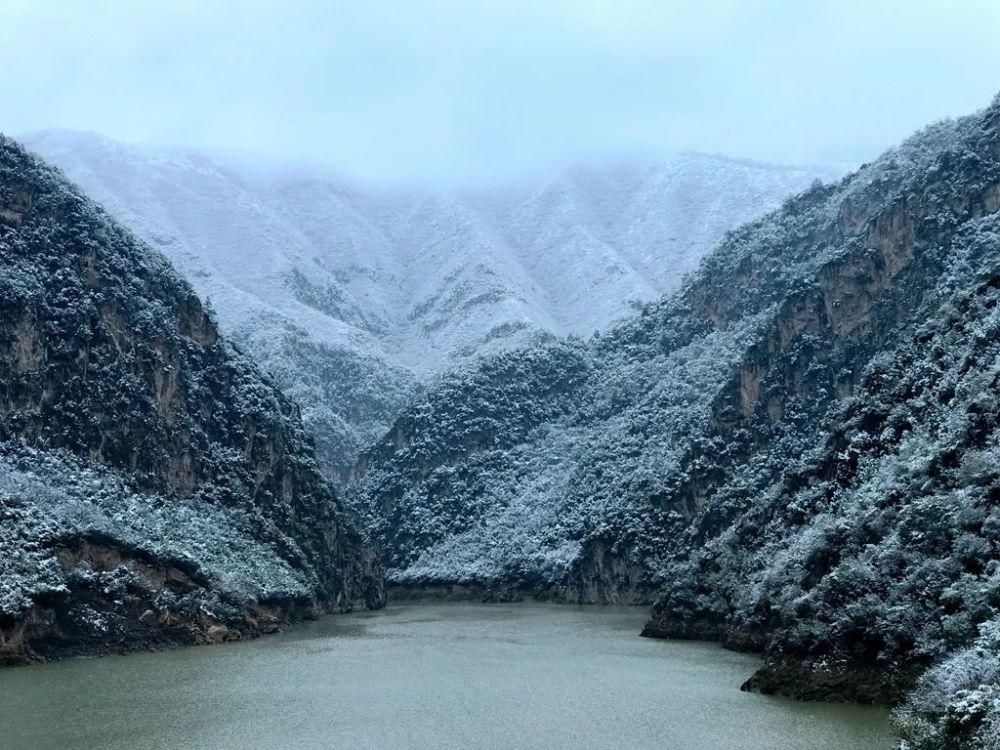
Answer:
[{"left": 0, "top": 604, "right": 894, "bottom": 750}]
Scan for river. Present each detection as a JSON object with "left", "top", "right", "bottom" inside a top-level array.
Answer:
[{"left": 0, "top": 603, "right": 894, "bottom": 750}]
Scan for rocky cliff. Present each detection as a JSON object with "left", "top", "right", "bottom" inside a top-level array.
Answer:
[
  {"left": 0, "top": 137, "right": 383, "bottom": 664},
  {"left": 348, "top": 96, "right": 1000, "bottom": 747}
]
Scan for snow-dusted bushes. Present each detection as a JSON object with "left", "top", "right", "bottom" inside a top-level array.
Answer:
[
  {"left": 0, "top": 134, "right": 381, "bottom": 658},
  {"left": 0, "top": 447, "right": 314, "bottom": 622},
  {"left": 350, "top": 95, "right": 1000, "bottom": 740},
  {"left": 896, "top": 620, "right": 1000, "bottom": 749}
]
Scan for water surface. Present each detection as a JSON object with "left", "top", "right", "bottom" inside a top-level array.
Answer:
[{"left": 0, "top": 604, "right": 893, "bottom": 750}]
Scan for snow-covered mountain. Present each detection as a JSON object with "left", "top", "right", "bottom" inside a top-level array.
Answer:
[
  {"left": 345, "top": 93, "right": 1000, "bottom": 746},
  {"left": 25, "top": 130, "right": 837, "bottom": 481}
]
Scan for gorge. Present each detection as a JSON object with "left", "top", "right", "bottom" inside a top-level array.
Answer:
[
  {"left": 0, "top": 604, "right": 894, "bottom": 750},
  {"left": 2, "top": 92, "right": 1000, "bottom": 750}
]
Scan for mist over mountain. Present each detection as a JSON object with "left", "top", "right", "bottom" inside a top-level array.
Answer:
[
  {"left": 26, "top": 130, "right": 833, "bottom": 483},
  {"left": 7, "top": 3, "right": 1000, "bottom": 750}
]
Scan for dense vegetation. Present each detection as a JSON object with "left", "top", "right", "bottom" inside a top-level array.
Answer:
[
  {"left": 0, "top": 137, "right": 382, "bottom": 663},
  {"left": 234, "top": 310, "right": 420, "bottom": 485},
  {"left": 348, "top": 96, "right": 1000, "bottom": 746}
]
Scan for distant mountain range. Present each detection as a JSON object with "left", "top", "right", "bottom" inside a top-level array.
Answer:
[{"left": 26, "top": 130, "right": 836, "bottom": 482}]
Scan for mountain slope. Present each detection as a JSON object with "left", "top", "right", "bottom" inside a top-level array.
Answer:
[
  {"left": 25, "top": 130, "right": 833, "bottom": 482},
  {"left": 347, "top": 95, "right": 1000, "bottom": 744},
  {"left": 0, "top": 136, "right": 383, "bottom": 664}
]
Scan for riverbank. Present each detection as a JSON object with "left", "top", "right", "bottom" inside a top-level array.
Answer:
[{"left": 384, "top": 579, "right": 656, "bottom": 605}]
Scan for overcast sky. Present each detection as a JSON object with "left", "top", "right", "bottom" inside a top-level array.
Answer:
[{"left": 3, "top": 1, "right": 1000, "bottom": 184}]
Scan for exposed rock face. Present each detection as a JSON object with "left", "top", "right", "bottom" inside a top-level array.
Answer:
[
  {"left": 0, "top": 136, "right": 383, "bottom": 664},
  {"left": 348, "top": 94, "right": 1000, "bottom": 735}
]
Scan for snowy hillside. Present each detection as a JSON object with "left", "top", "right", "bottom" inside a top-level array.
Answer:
[
  {"left": 347, "top": 95, "right": 1000, "bottom": 745},
  {"left": 25, "top": 130, "right": 836, "bottom": 480},
  {"left": 0, "top": 136, "right": 382, "bottom": 664}
]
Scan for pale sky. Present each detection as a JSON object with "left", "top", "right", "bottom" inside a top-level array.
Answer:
[{"left": 2, "top": 0, "right": 1000, "bottom": 184}]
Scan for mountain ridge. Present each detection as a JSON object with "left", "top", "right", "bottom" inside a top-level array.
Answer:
[{"left": 25, "top": 130, "right": 834, "bottom": 483}]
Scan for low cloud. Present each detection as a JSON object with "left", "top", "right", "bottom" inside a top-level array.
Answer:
[{"left": 2, "top": 0, "right": 999, "bottom": 184}]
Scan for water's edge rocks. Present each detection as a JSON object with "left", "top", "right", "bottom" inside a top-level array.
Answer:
[
  {"left": 738, "top": 656, "right": 920, "bottom": 706},
  {"left": 641, "top": 613, "right": 918, "bottom": 705}
]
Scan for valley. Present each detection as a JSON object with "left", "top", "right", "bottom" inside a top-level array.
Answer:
[
  {"left": 2, "top": 83, "right": 999, "bottom": 750},
  {"left": 26, "top": 130, "right": 833, "bottom": 483}
]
